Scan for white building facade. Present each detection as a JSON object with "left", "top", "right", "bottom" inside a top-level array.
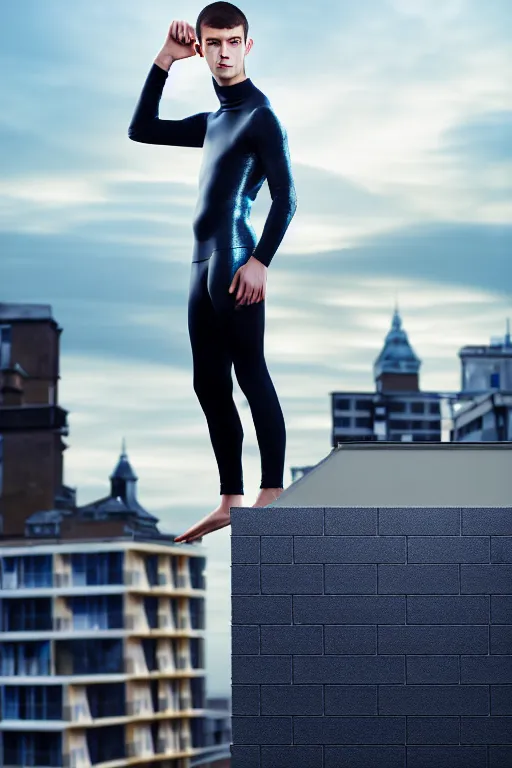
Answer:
[{"left": 0, "top": 538, "right": 210, "bottom": 768}]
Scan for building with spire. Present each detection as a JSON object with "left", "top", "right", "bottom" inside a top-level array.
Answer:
[
  {"left": 330, "top": 307, "right": 443, "bottom": 447},
  {"left": 0, "top": 303, "right": 230, "bottom": 768},
  {"left": 373, "top": 307, "right": 422, "bottom": 393}
]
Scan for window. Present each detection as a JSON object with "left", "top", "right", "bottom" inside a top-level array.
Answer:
[
  {"left": 3, "top": 685, "right": 62, "bottom": 720},
  {"left": 190, "top": 598, "right": 205, "bottom": 630},
  {"left": 71, "top": 552, "right": 123, "bottom": 586},
  {"left": 1, "top": 642, "right": 51, "bottom": 676},
  {"left": 0, "top": 434, "right": 3, "bottom": 498},
  {"left": 0, "top": 325, "right": 12, "bottom": 368},
  {"left": 388, "top": 402, "right": 406, "bottom": 413},
  {"left": 144, "top": 596, "right": 159, "bottom": 629},
  {"left": 428, "top": 402, "right": 441, "bottom": 414},
  {"left": 83, "top": 725, "right": 125, "bottom": 765},
  {"left": 88, "top": 683, "right": 125, "bottom": 719},
  {"left": 335, "top": 397, "right": 351, "bottom": 410},
  {"left": 22, "top": 555, "right": 53, "bottom": 588},
  {"left": 355, "top": 417, "right": 372, "bottom": 428},
  {"left": 189, "top": 557, "right": 206, "bottom": 590},
  {"left": 2, "top": 598, "right": 52, "bottom": 631},
  {"left": 2, "top": 555, "right": 52, "bottom": 588},
  {"left": 58, "top": 639, "right": 124, "bottom": 676},
  {"left": 334, "top": 416, "right": 351, "bottom": 428},
  {"left": 71, "top": 595, "right": 123, "bottom": 630},
  {"left": 411, "top": 402, "right": 424, "bottom": 413},
  {"left": 190, "top": 637, "right": 203, "bottom": 669},
  {"left": 390, "top": 420, "right": 412, "bottom": 430},
  {"left": 3, "top": 731, "right": 62, "bottom": 768},
  {"left": 355, "top": 399, "right": 371, "bottom": 411},
  {"left": 145, "top": 555, "right": 159, "bottom": 586},
  {"left": 28, "top": 522, "right": 59, "bottom": 537}
]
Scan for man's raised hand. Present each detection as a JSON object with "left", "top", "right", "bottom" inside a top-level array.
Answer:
[{"left": 157, "top": 20, "right": 198, "bottom": 64}]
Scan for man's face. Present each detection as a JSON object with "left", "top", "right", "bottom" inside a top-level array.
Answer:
[{"left": 196, "top": 24, "right": 253, "bottom": 83}]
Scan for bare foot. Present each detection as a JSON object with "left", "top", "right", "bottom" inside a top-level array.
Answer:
[
  {"left": 252, "top": 487, "right": 284, "bottom": 507},
  {"left": 174, "top": 494, "right": 244, "bottom": 544}
]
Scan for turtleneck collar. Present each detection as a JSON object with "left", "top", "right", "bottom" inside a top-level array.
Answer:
[{"left": 212, "top": 75, "right": 255, "bottom": 109}]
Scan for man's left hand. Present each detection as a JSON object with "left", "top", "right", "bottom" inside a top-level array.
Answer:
[{"left": 229, "top": 255, "right": 267, "bottom": 309}]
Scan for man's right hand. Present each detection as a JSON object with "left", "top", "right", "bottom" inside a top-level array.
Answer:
[{"left": 155, "top": 20, "right": 198, "bottom": 69}]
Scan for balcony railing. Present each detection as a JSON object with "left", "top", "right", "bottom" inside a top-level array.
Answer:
[
  {"left": 54, "top": 572, "right": 72, "bottom": 588},
  {"left": 158, "top": 613, "right": 173, "bottom": 629},
  {"left": 127, "top": 699, "right": 154, "bottom": 717},
  {"left": 127, "top": 739, "right": 153, "bottom": 758},
  {"left": 53, "top": 617, "right": 73, "bottom": 631},
  {"left": 125, "top": 613, "right": 148, "bottom": 632}
]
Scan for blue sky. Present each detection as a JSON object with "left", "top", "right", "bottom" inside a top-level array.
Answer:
[{"left": 1, "top": 0, "right": 511, "bottom": 695}]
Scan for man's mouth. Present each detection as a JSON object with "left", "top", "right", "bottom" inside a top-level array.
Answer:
[{"left": 218, "top": 63, "right": 231, "bottom": 68}]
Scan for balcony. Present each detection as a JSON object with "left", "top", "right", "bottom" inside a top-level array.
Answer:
[
  {"left": 62, "top": 702, "right": 92, "bottom": 723},
  {"left": 54, "top": 572, "right": 72, "bottom": 588},
  {"left": 125, "top": 570, "right": 145, "bottom": 587},
  {"left": 66, "top": 745, "right": 90, "bottom": 768},
  {"left": 125, "top": 613, "right": 149, "bottom": 633},
  {"left": 158, "top": 612, "right": 173, "bottom": 630},
  {"left": 175, "top": 574, "right": 190, "bottom": 589},
  {"left": 176, "top": 654, "right": 190, "bottom": 671},
  {"left": 126, "top": 698, "right": 154, "bottom": 717},
  {"left": 0, "top": 403, "right": 68, "bottom": 432},
  {"left": 126, "top": 739, "right": 154, "bottom": 759},
  {"left": 54, "top": 617, "right": 73, "bottom": 632},
  {"left": 177, "top": 612, "right": 190, "bottom": 630}
]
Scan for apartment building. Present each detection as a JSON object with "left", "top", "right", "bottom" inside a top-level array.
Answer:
[{"left": 0, "top": 535, "right": 209, "bottom": 767}]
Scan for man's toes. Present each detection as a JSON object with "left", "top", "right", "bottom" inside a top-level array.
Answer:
[{"left": 177, "top": 525, "right": 203, "bottom": 542}]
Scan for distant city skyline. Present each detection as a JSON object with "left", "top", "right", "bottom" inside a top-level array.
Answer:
[{"left": 1, "top": 0, "right": 511, "bottom": 694}]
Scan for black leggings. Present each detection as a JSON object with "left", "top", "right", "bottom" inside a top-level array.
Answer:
[{"left": 187, "top": 246, "right": 286, "bottom": 496}]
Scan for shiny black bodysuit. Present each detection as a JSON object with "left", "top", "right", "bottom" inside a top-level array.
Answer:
[{"left": 128, "top": 62, "right": 297, "bottom": 495}]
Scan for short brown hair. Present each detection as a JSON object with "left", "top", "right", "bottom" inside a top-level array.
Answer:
[{"left": 196, "top": 2, "right": 249, "bottom": 45}]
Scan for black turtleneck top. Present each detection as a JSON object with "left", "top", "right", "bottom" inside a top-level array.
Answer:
[{"left": 128, "top": 63, "right": 297, "bottom": 267}]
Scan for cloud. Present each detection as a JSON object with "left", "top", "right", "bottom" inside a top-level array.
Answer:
[{"left": 440, "top": 110, "right": 512, "bottom": 164}]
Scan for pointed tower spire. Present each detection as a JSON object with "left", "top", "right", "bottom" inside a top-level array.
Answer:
[
  {"left": 391, "top": 305, "right": 402, "bottom": 332},
  {"left": 373, "top": 307, "right": 422, "bottom": 392},
  {"left": 110, "top": 440, "right": 138, "bottom": 504}
]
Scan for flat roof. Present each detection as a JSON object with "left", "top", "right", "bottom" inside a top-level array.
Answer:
[{"left": 0, "top": 303, "right": 56, "bottom": 322}]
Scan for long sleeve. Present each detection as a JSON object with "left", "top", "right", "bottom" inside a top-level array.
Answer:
[
  {"left": 248, "top": 106, "right": 297, "bottom": 268},
  {"left": 128, "top": 63, "right": 209, "bottom": 147}
]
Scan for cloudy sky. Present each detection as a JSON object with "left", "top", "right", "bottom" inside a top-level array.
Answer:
[{"left": 1, "top": 0, "right": 511, "bottom": 695}]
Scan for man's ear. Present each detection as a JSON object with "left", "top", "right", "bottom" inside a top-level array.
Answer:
[
  {"left": 195, "top": 42, "right": 204, "bottom": 58},
  {"left": 245, "top": 37, "right": 254, "bottom": 55}
]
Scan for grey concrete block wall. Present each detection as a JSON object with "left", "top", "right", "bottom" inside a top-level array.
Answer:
[{"left": 229, "top": 506, "right": 512, "bottom": 768}]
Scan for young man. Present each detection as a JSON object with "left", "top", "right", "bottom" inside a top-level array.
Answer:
[{"left": 128, "top": 2, "right": 297, "bottom": 543}]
